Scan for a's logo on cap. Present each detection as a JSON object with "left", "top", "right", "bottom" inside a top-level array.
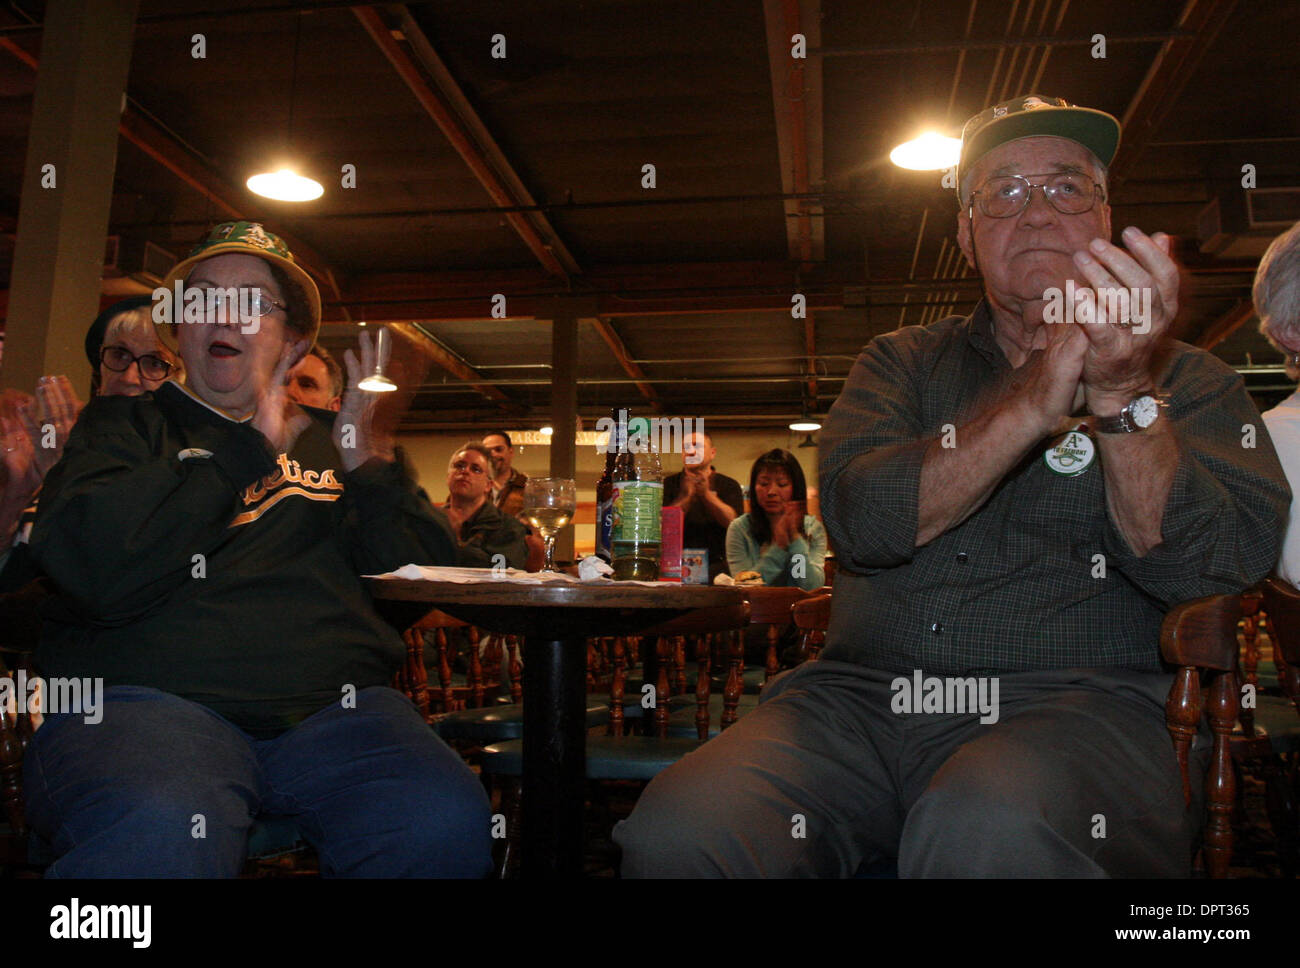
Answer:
[
  {"left": 214, "top": 223, "right": 236, "bottom": 240},
  {"left": 993, "top": 105, "right": 1008, "bottom": 118},
  {"left": 242, "top": 223, "right": 275, "bottom": 250}
]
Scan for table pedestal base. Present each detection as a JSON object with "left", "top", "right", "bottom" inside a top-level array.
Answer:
[{"left": 521, "top": 636, "right": 588, "bottom": 878}]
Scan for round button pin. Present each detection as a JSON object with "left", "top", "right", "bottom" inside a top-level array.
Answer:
[{"left": 1044, "top": 430, "right": 1095, "bottom": 477}]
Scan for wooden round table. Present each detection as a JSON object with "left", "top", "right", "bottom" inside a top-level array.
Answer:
[{"left": 370, "top": 578, "right": 746, "bottom": 878}]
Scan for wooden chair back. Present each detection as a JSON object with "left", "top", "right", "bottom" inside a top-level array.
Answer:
[
  {"left": 744, "top": 586, "right": 817, "bottom": 679},
  {"left": 1261, "top": 576, "right": 1300, "bottom": 707},
  {"left": 606, "top": 602, "right": 752, "bottom": 739},
  {"left": 394, "top": 608, "right": 522, "bottom": 719},
  {"left": 1159, "top": 592, "right": 1242, "bottom": 879},
  {"left": 791, "top": 593, "right": 832, "bottom": 662}
]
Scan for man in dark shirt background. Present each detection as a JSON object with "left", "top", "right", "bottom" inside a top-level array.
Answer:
[
  {"left": 482, "top": 430, "right": 527, "bottom": 518},
  {"left": 444, "top": 442, "right": 527, "bottom": 569},
  {"left": 663, "top": 430, "right": 744, "bottom": 582}
]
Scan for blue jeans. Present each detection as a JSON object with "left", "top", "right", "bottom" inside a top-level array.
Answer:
[{"left": 23, "top": 685, "right": 492, "bottom": 877}]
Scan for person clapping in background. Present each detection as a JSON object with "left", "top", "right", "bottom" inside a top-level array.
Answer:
[{"left": 725, "top": 448, "right": 826, "bottom": 591}]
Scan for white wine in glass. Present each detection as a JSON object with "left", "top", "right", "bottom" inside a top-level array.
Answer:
[{"left": 522, "top": 478, "right": 577, "bottom": 571}]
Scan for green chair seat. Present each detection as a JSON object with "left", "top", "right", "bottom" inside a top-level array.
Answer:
[
  {"left": 482, "top": 735, "right": 703, "bottom": 781},
  {"left": 437, "top": 702, "right": 610, "bottom": 742},
  {"left": 1249, "top": 660, "right": 1279, "bottom": 693},
  {"left": 1246, "top": 695, "right": 1300, "bottom": 753},
  {"left": 666, "top": 692, "right": 760, "bottom": 738}
]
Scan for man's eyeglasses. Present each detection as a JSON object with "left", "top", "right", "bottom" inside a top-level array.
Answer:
[
  {"left": 451, "top": 460, "right": 487, "bottom": 475},
  {"left": 968, "top": 171, "right": 1105, "bottom": 219},
  {"left": 100, "top": 346, "right": 173, "bottom": 381},
  {"left": 195, "top": 288, "right": 287, "bottom": 320}
]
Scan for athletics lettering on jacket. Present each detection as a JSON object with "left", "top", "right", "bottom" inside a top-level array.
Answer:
[{"left": 232, "top": 453, "right": 343, "bottom": 526}]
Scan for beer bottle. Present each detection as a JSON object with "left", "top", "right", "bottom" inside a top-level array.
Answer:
[
  {"left": 595, "top": 408, "right": 619, "bottom": 563},
  {"left": 611, "top": 411, "right": 663, "bottom": 580}
]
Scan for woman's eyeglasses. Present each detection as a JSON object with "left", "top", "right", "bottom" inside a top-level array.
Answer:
[{"left": 100, "top": 346, "right": 173, "bottom": 381}]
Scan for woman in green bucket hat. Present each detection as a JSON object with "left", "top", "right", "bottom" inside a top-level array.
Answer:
[{"left": 24, "top": 221, "right": 491, "bottom": 877}]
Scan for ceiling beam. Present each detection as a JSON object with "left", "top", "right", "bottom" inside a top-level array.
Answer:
[
  {"left": 353, "top": 5, "right": 580, "bottom": 280},
  {"left": 1110, "top": 0, "right": 1241, "bottom": 184},
  {"left": 1196, "top": 300, "right": 1255, "bottom": 351},
  {"left": 340, "top": 259, "right": 871, "bottom": 308},
  {"left": 763, "top": 0, "right": 824, "bottom": 265},
  {"left": 331, "top": 292, "right": 852, "bottom": 322},
  {"left": 588, "top": 317, "right": 658, "bottom": 407},
  {"left": 386, "top": 321, "right": 514, "bottom": 405}
]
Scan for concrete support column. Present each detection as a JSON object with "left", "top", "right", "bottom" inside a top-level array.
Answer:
[
  {"left": 2, "top": 0, "right": 140, "bottom": 391},
  {"left": 545, "top": 297, "right": 594, "bottom": 563}
]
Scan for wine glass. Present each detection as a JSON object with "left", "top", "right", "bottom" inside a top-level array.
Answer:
[{"left": 522, "top": 478, "right": 577, "bottom": 572}]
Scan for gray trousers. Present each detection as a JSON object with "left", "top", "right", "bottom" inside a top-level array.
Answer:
[{"left": 614, "top": 660, "right": 1204, "bottom": 877}]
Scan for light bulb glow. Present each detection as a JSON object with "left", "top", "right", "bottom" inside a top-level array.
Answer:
[
  {"left": 789, "top": 420, "right": 821, "bottom": 432},
  {"left": 889, "top": 132, "right": 962, "bottom": 171},
  {"left": 539, "top": 425, "right": 554, "bottom": 436},
  {"left": 358, "top": 374, "right": 397, "bottom": 392},
  {"left": 246, "top": 168, "right": 324, "bottom": 202}
]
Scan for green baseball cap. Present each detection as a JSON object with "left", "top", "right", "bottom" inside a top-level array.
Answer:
[
  {"left": 957, "top": 94, "right": 1121, "bottom": 196},
  {"left": 157, "top": 220, "right": 322, "bottom": 348}
]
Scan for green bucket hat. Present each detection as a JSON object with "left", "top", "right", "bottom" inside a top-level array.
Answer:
[
  {"left": 156, "top": 221, "right": 322, "bottom": 348},
  {"left": 956, "top": 94, "right": 1121, "bottom": 197}
]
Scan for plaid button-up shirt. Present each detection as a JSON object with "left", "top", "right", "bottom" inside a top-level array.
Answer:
[{"left": 819, "top": 301, "right": 1290, "bottom": 676}]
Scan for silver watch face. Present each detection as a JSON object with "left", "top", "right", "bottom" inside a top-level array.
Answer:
[{"left": 1128, "top": 395, "right": 1160, "bottom": 429}]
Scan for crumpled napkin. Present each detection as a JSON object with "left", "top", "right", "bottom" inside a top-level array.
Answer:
[{"left": 578, "top": 555, "right": 614, "bottom": 580}]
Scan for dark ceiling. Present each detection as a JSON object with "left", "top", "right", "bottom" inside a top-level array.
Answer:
[{"left": 0, "top": 0, "right": 1296, "bottom": 429}]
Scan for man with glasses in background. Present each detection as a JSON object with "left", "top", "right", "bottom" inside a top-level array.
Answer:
[
  {"left": 444, "top": 442, "right": 527, "bottom": 569},
  {"left": 286, "top": 345, "right": 344, "bottom": 412},
  {"left": 615, "top": 96, "right": 1289, "bottom": 877}
]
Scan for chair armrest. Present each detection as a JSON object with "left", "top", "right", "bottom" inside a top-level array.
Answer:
[
  {"left": 1159, "top": 592, "right": 1243, "bottom": 879},
  {"left": 1160, "top": 593, "right": 1242, "bottom": 672}
]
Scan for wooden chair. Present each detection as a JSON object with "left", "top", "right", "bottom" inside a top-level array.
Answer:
[
  {"left": 774, "top": 589, "right": 1268, "bottom": 878},
  {"left": 747, "top": 586, "right": 819, "bottom": 681},
  {"left": 397, "top": 608, "right": 495, "bottom": 717},
  {"left": 1260, "top": 577, "right": 1300, "bottom": 714},
  {"left": 480, "top": 601, "right": 752, "bottom": 875},
  {"left": 791, "top": 593, "right": 831, "bottom": 663},
  {"left": 1161, "top": 589, "right": 1300, "bottom": 877},
  {"left": 1162, "top": 594, "right": 1242, "bottom": 877},
  {"left": 432, "top": 610, "right": 610, "bottom": 747}
]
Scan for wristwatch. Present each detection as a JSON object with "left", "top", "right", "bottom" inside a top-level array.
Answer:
[{"left": 1094, "top": 390, "right": 1168, "bottom": 434}]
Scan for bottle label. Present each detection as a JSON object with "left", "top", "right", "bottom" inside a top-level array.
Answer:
[
  {"left": 596, "top": 496, "right": 615, "bottom": 559},
  {"left": 612, "top": 481, "right": 663, "bottom": 546}
]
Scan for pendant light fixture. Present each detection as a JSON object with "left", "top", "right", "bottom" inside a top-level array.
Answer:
[
  {"left": 247, "top": 12, "right": 323, "bottom": 202},
  {"left": 358, "top": 325, "right": 397, "bottom": 392},
  {"left": 889, "top": 131, "right": 962, "bottom": 171}
]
